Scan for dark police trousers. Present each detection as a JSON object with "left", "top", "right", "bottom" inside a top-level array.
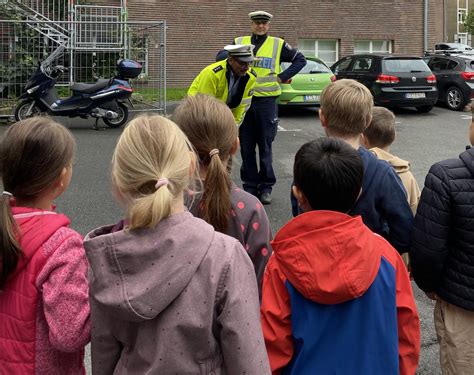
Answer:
[{"left": 239, "top": 96, "right": 278, "bottom": 195}]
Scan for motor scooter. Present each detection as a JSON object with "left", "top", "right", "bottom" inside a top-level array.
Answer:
[{"left": 15, "top": 47, "right": 142, "bottom": 128}]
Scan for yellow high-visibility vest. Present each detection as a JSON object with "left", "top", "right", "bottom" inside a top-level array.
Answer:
[
  {"left": 235, "top": 36, "right": 284, "bottom": 97},
  {"left": 188, "top": 59, "right": 256, "bottom": 126}
]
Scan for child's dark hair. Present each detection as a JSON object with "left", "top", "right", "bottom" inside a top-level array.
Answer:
[
  {"left": 294, "top": 137, "right": 364, "bottom": 213},
  {"left": 363, "top": 107, "right": 396, "bottom": 148},
  {"left": 172, "top": 94, "right": 237, "bottom": 233},
  {"left": 0, "top": 117, "right": 76, "bottom": 288}
]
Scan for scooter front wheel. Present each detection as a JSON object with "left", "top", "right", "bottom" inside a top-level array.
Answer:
[
  {"left": 14, "top": 100, "right": 42, "bottom": 121},
  {"left": 103, "top": 102, "right": 129, "bottom": 128}
]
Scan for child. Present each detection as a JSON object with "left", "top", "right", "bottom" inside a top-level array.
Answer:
[
  {"left": 261, "top": 137, "right": 420, "bottom": 374},
  {"left": 410, "top": 108, "right": 474, "bottom": 374},
  {"left": 362, "top": 106, "right": 421, "bottom": 215},
  {"left": 0, "top": 118, "right": 90, "bottom": 374},
  {"left": 173, "top": 94, "right": 272, "bottom": 293},
  {"left": 291, "top": 79, "right": 414, "bottom": 255},
  {"left": 84, "top": 115, "right": 270, "bottom": 374}
]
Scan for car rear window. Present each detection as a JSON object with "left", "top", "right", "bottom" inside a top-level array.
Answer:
[
  {"left": 382, "top": 58, "right": 431, "bottom": 73},
  {"left": 282, "top": 60, "right": 331, "bottom": 74}
]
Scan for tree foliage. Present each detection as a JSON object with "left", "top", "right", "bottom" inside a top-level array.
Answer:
[{"left": 463, "top": 9, "right": 474, "bottom": 34}]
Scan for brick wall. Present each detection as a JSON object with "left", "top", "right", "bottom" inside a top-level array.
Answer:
[{"left": 126, "top": 0, "right": 445, "bottom": 88}]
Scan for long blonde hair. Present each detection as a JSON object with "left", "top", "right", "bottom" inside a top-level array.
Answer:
[
  {"left": 112, "top": 115, "right": 193, "bottom": 229},
  {"left": 173, "top": 95, "right": 237, "bottom": 233},
  {"left": 0, "top": 117, "right": 75, "bottom": 287}
]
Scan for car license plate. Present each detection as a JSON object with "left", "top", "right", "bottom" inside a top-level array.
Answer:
[
  {"left": 304, "top": 95, "right": 320, "bottom": 102},
  {"left": 405, "top": 93, "right": 426, "bottom": 99}
]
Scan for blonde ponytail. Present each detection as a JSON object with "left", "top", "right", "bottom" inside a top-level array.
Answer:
[
  {"left": 128, "top": 183, "right": 173, "bottom": 228},
  {"left": 112, "top": 115, "right": 193, "bottom": 229}
]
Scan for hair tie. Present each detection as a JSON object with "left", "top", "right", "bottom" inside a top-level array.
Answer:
[
  {"left": 155, "top": 178, "right": 169, "bottom": 190},
  {"left": 2, "top": 191, "right": 13, "bottom": 197},
  {"left": 209, "top": 149, "right": 220, "bottom": 157}
]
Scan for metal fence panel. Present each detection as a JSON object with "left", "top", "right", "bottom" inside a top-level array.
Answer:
[{"left": 0, "top": 8, "right": 166, "bottom": 118}]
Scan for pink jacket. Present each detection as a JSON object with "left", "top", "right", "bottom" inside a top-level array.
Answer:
[
  {"left": 84, "top": 211, "right": 270, "bottom": 374},
  {"left": 0, "top": 207, "right": 91, "bottom": 374}
]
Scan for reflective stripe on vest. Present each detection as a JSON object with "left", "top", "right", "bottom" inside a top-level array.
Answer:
[{"left": 235, "top": 36, "right": 283, "bottom": 97}]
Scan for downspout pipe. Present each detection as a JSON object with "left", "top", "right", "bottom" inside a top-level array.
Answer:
[{"left": 424, "top": 0, "right": 428, "bottom": 51}]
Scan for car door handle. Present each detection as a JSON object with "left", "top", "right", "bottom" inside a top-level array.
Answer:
[{"left": 441, "top": 75, "right": 448, "bottom": 78}]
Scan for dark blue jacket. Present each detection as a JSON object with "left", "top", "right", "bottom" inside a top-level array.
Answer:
[
  {"left": 291, "top": 147, "right": 414, "bottom": 253},
  {"left": 411, "top": 147, "right": 474, "bottom": 311}
]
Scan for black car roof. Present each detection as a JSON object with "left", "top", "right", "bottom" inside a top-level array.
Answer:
[
  {"left": 348, "top": 53, "right": 422, "bottom": 60},
  {"left": 428, "top": 54, "right": 474, "bottom": 62}
]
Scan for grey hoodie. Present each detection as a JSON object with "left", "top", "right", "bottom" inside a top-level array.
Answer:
[{"left": 84, "top": 211, "right": 270, "bottom": 374}]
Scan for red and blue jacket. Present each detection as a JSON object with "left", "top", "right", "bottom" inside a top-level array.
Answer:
[{"left": 261, "top": 210, "right": 420, "bottom": 375}]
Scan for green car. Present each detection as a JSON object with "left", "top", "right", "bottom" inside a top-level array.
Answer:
[{"left": 277, "top": 57, "right": 335, "bottom": 106}]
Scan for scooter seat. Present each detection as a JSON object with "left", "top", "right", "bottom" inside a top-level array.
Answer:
[{"left": 71, "top": 79, "right": 110, "bottom": 94}]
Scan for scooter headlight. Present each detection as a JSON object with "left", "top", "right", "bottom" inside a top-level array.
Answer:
[{"left": 27, "top": 85, "right": 39, "bottom": 94}]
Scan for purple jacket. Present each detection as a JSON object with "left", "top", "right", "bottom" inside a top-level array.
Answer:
[{"left": 84, "top": 211, "right": 270, "bottom": 374}]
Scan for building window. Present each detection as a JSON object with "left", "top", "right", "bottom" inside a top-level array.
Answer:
[
  {"left": 354, "top": 40, "right": 392, "bottom": 54},
  {"left": 298, "top": 39, "right": 338, "bottom": 65},
  {"left": 458, "top": 9, "right": 467, "bottom": 24}
]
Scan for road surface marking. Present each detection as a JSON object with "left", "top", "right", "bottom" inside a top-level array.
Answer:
[{"left": 278, "top": 125, "right": 302, "bottom": 132}]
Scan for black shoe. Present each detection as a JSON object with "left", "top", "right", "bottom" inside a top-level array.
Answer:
[{"left": 259, "top": 192, "right": 272, "bottom": 205}]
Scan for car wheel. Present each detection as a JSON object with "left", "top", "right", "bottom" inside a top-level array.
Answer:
[
  {"left": 416, "top": 105, "right": 434, "bottom": 113},
  {"left": 445, "top": 86, "right": 465, "bottom": 111}
]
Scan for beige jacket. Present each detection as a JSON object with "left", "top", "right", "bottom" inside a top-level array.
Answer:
[{"left": 370, "top": 147, "right": 421, "bottom": 215}]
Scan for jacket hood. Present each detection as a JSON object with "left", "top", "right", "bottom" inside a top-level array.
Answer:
[
  {"left": 370, "top": 147, "right": 410, "bottom": 174},
  {"left": 460, "top": 147, "right": 474, "bottom": 176},
  {"left": 271, "top": 211, "right": 381, "bottom": 304},
  {"left": 84, "top": 211, "right": 214, "bottom": 322},
  {"left": 8, "top": 206, "right": 70, "bottom": 280}
]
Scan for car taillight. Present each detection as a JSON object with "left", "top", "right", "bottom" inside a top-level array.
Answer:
[
  {"left": 281, "top": 79, "right": 292, "bottom": 84},
  {"left": 330, "top": 75, "right": 336, "bottom": 82},
  {"left": 427, "top": 74, "right": 436, "bottom": 84},
  {"left": 461, "top": 72, "right": 474, "bottom": 81},
  {"left": 375, "top": 74, "right": 400, "bottom": 84}
]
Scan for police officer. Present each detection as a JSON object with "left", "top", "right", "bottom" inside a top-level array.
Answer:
[
  {"left": 235, "top": 11, "right": 306, "bottom": 204},
  {"left": 188, "top": 44, "right": 257, "bottom": 126}
]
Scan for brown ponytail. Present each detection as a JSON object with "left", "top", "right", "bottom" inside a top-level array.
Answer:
[
  {"left": 0, "top": 194, "right": 20, "bottom": 288},
  {"left": 202, "top": 150, "right": 232, "bottom": 232},
  {"left": 173, "top": 94, "right": 238, "bottom": 233},
  {"left": 0, "top": 117, "right": 76, "bottom": 287}
]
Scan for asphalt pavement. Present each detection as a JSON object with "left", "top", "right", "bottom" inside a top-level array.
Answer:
[{"left": 1, "top": 103, "right": 470, "bottom": 374}]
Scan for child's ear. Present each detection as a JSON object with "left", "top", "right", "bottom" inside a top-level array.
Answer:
[
  {"left": 360, "top": 134, "right": 370, "bottom": 148},
  {"left": 319, "top": 108, "right": 327, "bottom": 129},
  {"left": 230, "top": 137, "right": 240, "bottom": 156},
  {"left": 292, "top": 185, "right": 310, "bottom": 213},
  {"left": 52, "top": 167, "right": 70, "bottom": 197},
  {"left": 58, "top": 167, "right": 71, "bottom": 189}
]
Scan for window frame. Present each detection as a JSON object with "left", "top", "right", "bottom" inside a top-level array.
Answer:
[
  {"left": 298, "top": 39, "right": 339, "bottom": 66},
  {"left": 354, "top": 40, "right": 392, "bottom": 54}
]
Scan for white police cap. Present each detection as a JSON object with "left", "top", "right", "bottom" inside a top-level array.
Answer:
[
  {"left": 248, "top": 11, "right": 273, "bottom": 21},
  {"left": 224, "top": 44, "right": 255, "bottom": 63}
]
